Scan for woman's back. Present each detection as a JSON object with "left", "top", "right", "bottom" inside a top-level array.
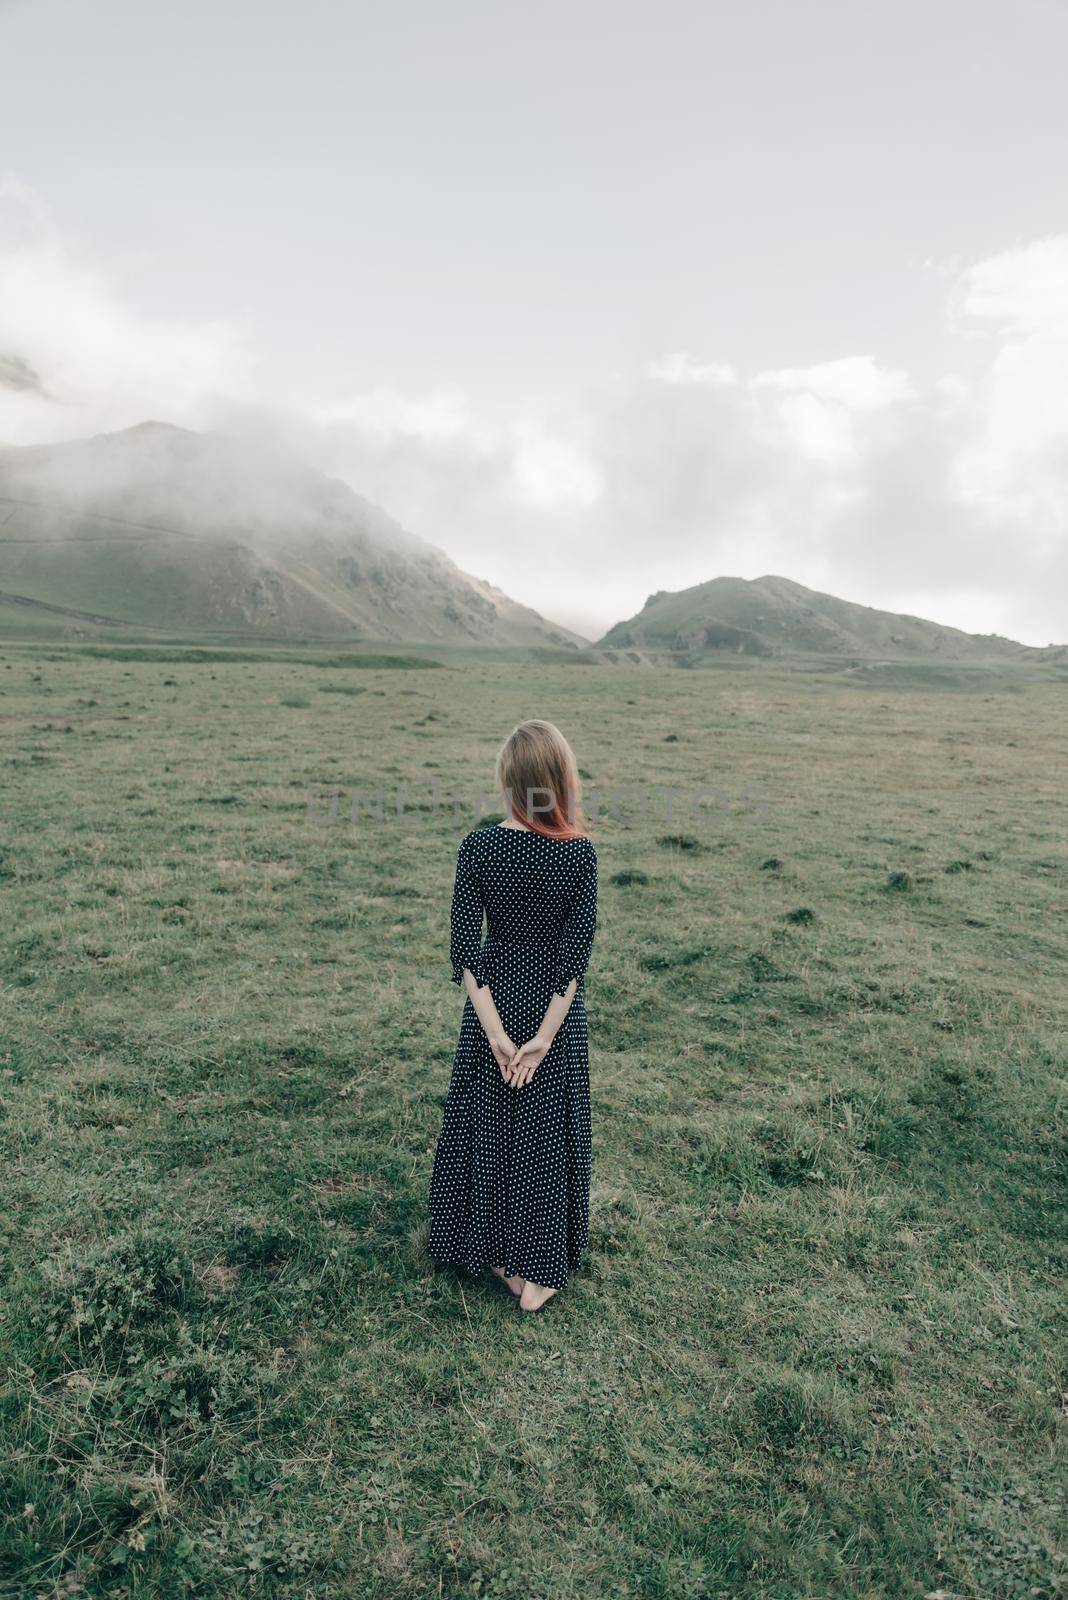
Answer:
[{"left": 455, "top": 824, "right": 596, "bottom": 945}]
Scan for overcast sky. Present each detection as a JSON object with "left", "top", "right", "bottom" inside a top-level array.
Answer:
[{"left": 2, "top": 0, "right": 1067, "bottom": 643}]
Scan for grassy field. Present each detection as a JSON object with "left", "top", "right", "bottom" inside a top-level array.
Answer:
[{"left": 0, "top": 642, "right": 1065, "bottom": 1600}]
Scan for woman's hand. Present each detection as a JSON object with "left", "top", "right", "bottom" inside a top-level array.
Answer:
[
  {"left": 489, "top": 1030, "right": 517, "bottom": 1077},
  {"left": 507, "top": 1034, "right": 551, "bottom": 1088}
]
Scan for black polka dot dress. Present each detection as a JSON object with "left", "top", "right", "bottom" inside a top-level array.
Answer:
[{"left": 427, "top": 824, "right": 598, "bottom": 1291}]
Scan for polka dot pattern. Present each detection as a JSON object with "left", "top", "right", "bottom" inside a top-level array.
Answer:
[{"left": 427, "top": 825, "right": 598, "bottom": 1290}]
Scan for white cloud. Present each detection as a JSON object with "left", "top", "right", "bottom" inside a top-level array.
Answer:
[
  {"left": 0, "top": 177, "right": 1065, "bottom": 645},
  {"left": 772, "top": 392, "right": 857, "bottom": 464},
  {"left": 953, "top": 235, "right": 1068, "bottom": 338},
  {"left": 311, "top": 386, "right": 473, "bottom": 442},
  {"left": 0, "top": 175, "right": 252, "bottom": 444},
  {"left": 509, "top": 424, "right": 602, "bottom": 508},
  {"left": 944, "top": 238, "right": 1068, "bottom": 556},
  {"left": 647, "top": 353, "right": 738, "bottom": 387},
  {"left": 745, "top": 358, "right": 916, "bottom": 467},
  {"left": 753, "top": 355, "right": 915, "bottom": 411}
]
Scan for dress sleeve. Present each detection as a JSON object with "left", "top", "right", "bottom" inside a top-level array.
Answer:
[
  {"left": 450, "top": 835, "right": 487, "bottom": 987},
  {"left": 553, "top": 842, "right": 598, "bottom": 996}
]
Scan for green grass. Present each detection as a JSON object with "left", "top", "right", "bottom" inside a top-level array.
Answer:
[
  {"left": 0, "top": 645, "right": 1065, "bottom": 1599},
  {"left": 27, "top": 644, "right": 443, "bottom": 668}
]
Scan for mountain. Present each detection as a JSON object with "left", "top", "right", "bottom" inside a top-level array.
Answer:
[
  {"left": 596, "top": 574, "right": 1062, "bottom": 665},
  {"left": 0, "top": 422, "right": 586, "bottom": 647}
]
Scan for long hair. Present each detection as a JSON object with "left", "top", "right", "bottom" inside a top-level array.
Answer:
[{"left": 495, "top": 719, "right": 586, "bottom": 840}]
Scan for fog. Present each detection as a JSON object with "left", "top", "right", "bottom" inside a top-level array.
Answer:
[{"left": 0, "top": 419, "right": 422, "bottom": 562}]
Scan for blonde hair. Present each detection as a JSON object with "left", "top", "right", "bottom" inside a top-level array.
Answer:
[{"left": 494, "top": 719, "right": 586, "bottom": 839}]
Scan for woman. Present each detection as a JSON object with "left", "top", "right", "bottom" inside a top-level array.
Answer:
[{"left": 426, "top": 719, "right": 598, "bottom": 1313}]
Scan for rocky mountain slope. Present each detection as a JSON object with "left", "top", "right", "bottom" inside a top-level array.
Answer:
[
  {"left": 596, "top": 574, "right": 1058, "bottom": 664},
  {"left": 0, "top": 422, "right": 585, "bottom": 647}
]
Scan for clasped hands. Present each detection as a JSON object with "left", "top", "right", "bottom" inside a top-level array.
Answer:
[{"left": 489, "top": 1029, "right": 549, "bottom": 1088}]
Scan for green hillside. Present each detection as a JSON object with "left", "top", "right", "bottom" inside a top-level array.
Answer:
[
  {"left": 0, "top": 423, "right": 586, "bottom": 649},
  {"left": 598, "top": 573, "right": 1063, "bottom": 668}
]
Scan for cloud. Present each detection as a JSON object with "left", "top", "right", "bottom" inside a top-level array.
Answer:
[
  {"left": 945, "top": 238, "right": 1068, "bottom": 559},
  {"left": 0, "top": 176, "right": 1065, "bottom": 645},
  {"left": 952, "top": 235, "right": 1068, "bottom": 338},
  {"left": 647, "top": 353, "right": 738, "bottom": 387},
  {"left": 0, "top": 175, "right": 252, "bottom": 444},
  {"left": 752, "top": 356, "right": 915, "bottom": 411}
]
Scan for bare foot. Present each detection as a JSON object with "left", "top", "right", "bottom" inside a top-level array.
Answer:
[
  {"left": 490, "top": 1264, "right": 525, "bottom": 1297},
  {"left": 519, "top": 1280, "right": 559, "bottom": 1312}
]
